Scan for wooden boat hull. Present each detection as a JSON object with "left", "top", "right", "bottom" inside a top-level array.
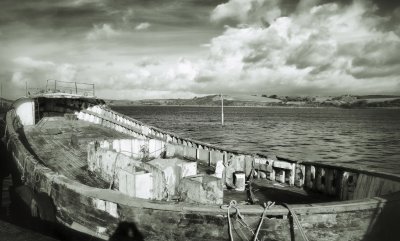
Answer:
[{"left": 3, "top": 96, "right": 400, "bottom": 241}]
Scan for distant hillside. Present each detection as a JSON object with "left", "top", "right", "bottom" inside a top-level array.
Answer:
[
  {"left": 0, "top": 94, "right": 398, "bottom": 111},
  {"left": 357, "top": 95, "right": 400, "bottom": 99},
  {"left": 107, "top": 94, "right": 400, "bottom": 108},
  {"left": 321, "top": 95, "right": 400, "bottom": 108},
  {"left": 106, "top": 94, "right": 283, "bottom": 107}
]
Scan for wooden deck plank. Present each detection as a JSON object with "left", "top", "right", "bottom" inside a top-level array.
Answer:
[{"left": 24, "top": 117, "right": 132, "bottom": 188}]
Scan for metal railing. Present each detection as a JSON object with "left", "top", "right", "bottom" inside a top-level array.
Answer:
[
  {"left": 46, "top": 80, "right": 95, "bottom": 96},
  {"left": 26, "top": 80, "right": 95, "bottom": 97}
]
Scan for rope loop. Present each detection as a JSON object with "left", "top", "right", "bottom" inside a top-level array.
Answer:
[
  {"left": 221, "top": 200, "right": 277, "bottom": 241},
  {"left": 221, "top": 200, "right": 250, "bottom": 241}
]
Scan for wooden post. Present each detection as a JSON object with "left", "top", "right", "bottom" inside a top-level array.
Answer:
[
  {"left": 75, "top": 82, "right": 78, "bottom": 94},
  {"left": 305, "top": 165, "right": 315, "bottom": 189},
  {"left": 221, "top": 93, "right": 224, "bottom": 126},
  {"left": 270, "top": 167, "right": 276, "bottom": 181},
  {"left": 289, "top": 163, "right": 296, "bottom": 186},
  {"left": 295, "top": 164, "right": 305, "bottom": 187},
  {"left": 325, "top": 169, "right": 335, "bottom": 195},
  {"left": 316, "top": 167, "right": 326, "bottom": 193}
]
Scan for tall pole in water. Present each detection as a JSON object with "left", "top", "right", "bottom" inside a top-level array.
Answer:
[{"left": 221, "top": 93, "right": 224, "bottom": 126}]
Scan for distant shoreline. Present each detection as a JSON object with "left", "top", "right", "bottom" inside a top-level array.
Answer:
[
  {"left": 106, "top": 94, "right": 400, "bottom": 109},
  {"left": 110, "top": 104, "right": 400, "bottom": 109}
]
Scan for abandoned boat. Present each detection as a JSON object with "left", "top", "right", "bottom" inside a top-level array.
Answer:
[{"left": 2, "top": 81, "right": 400, "bottom": 241}]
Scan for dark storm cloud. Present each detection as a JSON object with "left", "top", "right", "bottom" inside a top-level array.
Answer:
[
  {"left": 0, "top": 0, "right": 228, "bottom": 99},
  {"left": 349, "top": 41, "right": 400, "bottom": 79},
  {"left": 0, "top": 0, "right": 107, "bottom": 28},
  {"left": 0, "top": 0, "right": 227, "bottom": 29}
]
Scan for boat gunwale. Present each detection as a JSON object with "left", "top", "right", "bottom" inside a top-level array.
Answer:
[
  {"left": 4, "top": 99, "right": 400, "bottom": 218},
  {"left": 7, "top": 98, "right": 395, "bottom": 183},
  {"left": 103, "top": 105, "right": 400, "bottom": 183}
]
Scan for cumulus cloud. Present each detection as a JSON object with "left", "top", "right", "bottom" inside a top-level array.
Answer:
[
  {"left": 110, "top": 58, "right": 197, "bottom": 92},
  {"left": 80, "top": 0, "right": 400, "bottom": 97},
  {"left": 11, "top": 57, "right": 78, "bottom": 89},
  {"left": 135, "top": 22, "right": 151, "bottom": 30},
  {"left": 1, "top": 0, "right": 399, "bottom": 99},
  {"left": 86, "top": 23, "right": 120, "bottom": 40},
  {"left": 13, "top": 57, "right": 55, "bottom": 70},
  {"left": 200, "top": 0, "right": 400, "bottom": 95},
  {"left": 211, "top": 0, "right": 282, "bottom": 25}
]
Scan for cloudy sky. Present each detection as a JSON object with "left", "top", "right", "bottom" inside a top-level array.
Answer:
[{"left": 0, "top": 0, "right": 399, "bottom": 100}]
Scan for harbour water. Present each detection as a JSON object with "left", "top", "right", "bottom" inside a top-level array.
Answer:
[{"left": 113, "top": 106, "right": 400, "bottom": 175}]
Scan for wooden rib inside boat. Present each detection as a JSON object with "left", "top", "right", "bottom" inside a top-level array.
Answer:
[{"left": 3, "top": 83, "right": 400, "bottom": 241}]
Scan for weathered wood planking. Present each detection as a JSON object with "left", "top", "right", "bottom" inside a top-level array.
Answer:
[{"left": 4, "top": 97, "right": 400, "bottom": 241}]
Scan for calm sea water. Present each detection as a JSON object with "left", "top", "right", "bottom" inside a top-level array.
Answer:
[{"left": 112, "top": 106, "right": 400, "bottom": 175}]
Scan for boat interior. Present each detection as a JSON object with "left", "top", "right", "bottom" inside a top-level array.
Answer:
[
  {"left": 22, "top": 116, "right": 333, "bottom": 205},
  {"left": 12, "top": 96, "right": 336, "bottom": 206},
  {"left": 12, "top": 95, "right": 400, "bottom": 207}
]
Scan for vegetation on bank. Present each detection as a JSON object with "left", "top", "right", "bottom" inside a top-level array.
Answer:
[
  {"left": 106, "top": 94, "right": 400, "bottom": 108},
  {"left": 1, "top": 95, "right": 399, "bottom": 109}
]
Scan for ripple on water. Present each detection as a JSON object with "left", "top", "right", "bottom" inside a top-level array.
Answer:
[{"left": 112, "top": 106, "right": 400, "bottom": 175}]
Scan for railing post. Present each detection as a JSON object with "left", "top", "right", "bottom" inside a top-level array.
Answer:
[
  {"left": 316, "top": 167, "right": 325, "bottom": 192},
  {"left": 305, "top": 165, "right": 315, "bottom": 189},
  {"left": 75, "top": 82, "right": 78, "bottom": 94}
]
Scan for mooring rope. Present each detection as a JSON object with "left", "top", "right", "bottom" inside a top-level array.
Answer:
[
  {"left": 221, "top": 200, "right": 238, "bottom": 241},
  {"left": 221, "top": 200, "right": 277, "bottom": 241},
  {"left": 253, "top": 201, "right": 275, "bottom": 241},
  {"left": 282, "top": 203, "right": 309, "bottom": 241}
]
